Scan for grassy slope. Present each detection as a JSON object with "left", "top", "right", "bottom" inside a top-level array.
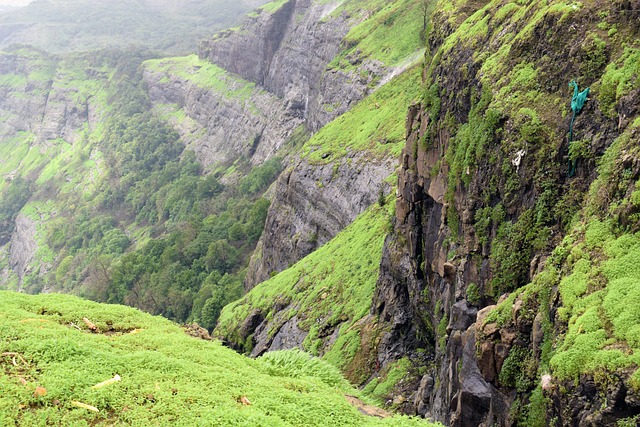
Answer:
[
  {"left": 216, "top": 202, "right": 394, "bottom": 379},
  {"left": 327, "top": 0, "right": 425, "bottom": 71},
  {"left": 0, "top": 291, "right": 436, "bottom": 426},
  {"left": 302, "top": 64, "right": 422, "bottom": 165},
  {"left": 144, "top": 55, "right": 261, "bottom": 100}
]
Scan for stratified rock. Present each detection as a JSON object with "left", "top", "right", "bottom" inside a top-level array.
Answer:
[
  {"left": 245, "top": 153, "right": 394, "bottom": 289},
  {"left": 9, "top": 214, "right": 37, "bottom": 287}
]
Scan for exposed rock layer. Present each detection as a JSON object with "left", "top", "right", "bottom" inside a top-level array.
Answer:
[
  {"left": 198, "top": 0, "right": 387, "bottom": 132},
  {"left": 143, "top": 62, "right": 303, "bottom": 169},
  {"left": 373, "top": 1, "right": 640, "bottom": 425},
  {"left": 245, "top": 153, "right": 394, "bottom": 289}
]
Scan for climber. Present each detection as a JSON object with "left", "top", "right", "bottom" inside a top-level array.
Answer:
[{"left": 567, "top": 80, "right": 589, "bottom": 176}]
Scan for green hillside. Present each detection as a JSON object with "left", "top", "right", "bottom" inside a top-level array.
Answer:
[
  {"left": 0, "top": 0, "right": 267, "bottom": 54},
  {"left": 217, "top": 201, "right": 393, "bottom": 382},
  {"left": 0, "top": 291, "right": 437, "bottom": 426}
]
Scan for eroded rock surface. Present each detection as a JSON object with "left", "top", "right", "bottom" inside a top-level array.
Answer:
[
  {"left": 245, "top": 153, "right": 394, "bottom": 289},
  {"left": 9, "top": 214, "right": 37, "bottom": 287}
]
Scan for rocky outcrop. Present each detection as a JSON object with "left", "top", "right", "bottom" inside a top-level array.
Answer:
[
  {"left": 143, "top": 59, "right": 303, "bottom": 169},
  {"left": 199, "top": 0, "right": 300, "bottom": 87},
  {"left": 249, "top": 306, "right": 308, "bottom": 356},
  {"left": 199, "top": 0, "right": 391, "bottom": 132},
  {"left": 370, "top": 0, "right": 640, "bottom": 425},
  {"left": 0, "top": 51, "right": 51, "bottom": 140},
  {"left": 0, "top": 50, "right": 102, "bottom": 144},
  {"left": 245, "top": 152, "right": 394, "bottom": 289},
  {"left": 8, "top": 213, "right": 37, "bottom": 287}
]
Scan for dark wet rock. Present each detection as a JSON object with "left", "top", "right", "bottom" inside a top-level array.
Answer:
[{"left": 446, "top": 300, "right": 478, "bottom": 334}]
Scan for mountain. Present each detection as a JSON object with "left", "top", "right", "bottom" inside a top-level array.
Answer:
[
  {"left": 0, "top": 0, "right": 426, "bottom": 331},
  {"left": 210, "top": 0, "right": 640, "bottom": 425},
  {"left": 1, "top": 0, "right": 640, "bottom": 425},
  {"left": 0, "top": 0, "right": 267, "bottom": 53}
]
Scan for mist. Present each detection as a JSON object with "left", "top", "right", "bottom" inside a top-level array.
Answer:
[{"left": 0, "top": 0, "right": 266, "bottom": 54}]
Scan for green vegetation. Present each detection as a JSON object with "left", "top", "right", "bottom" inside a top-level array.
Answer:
[
  {"left": 599, "top": 47, "right": 640, "bottom": 118},
  {"left": 548, "top": 126, "right": 640, "bottom": 385},
  {"left": 144, "top": 55, "right": 261, "bottom": 101},
  {"left": 0, "top": 291, "right": 436, "bottom": 426},
  {"left": 444, "top": 86, "right": 501, "bottom": 188},
  {"left": 328, "top": 0, "right": 425, "bottom": 70},
  {"left": 483, "top": 120, "right": 640, "bottom": 401},
  {"left": 362, "top": 358, "right": 412, "bottom": 403},
  {"left": 498, "top": 346, "right": 535, "bottom": 392},
  {"left": 302, "top": 65, "right": 422, "bottom": 165},
  {"left": 216, "top": 201, "right": 395, "bottom": 383},
  {"left": 0, "top": 48, "right": 277, "bottom": 330},
  {"left": 0, "top": 177, "right": 31, "bottom": 227},
  {"left": 259, "top": 0, "right": 290, "bottom": 13},
  {"left": 421, "top": 0, "right": 639, "bottom": 418}
]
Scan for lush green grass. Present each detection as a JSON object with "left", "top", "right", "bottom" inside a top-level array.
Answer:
[
  {"left": 482, "top": 121, "right": 640, "bottom": 390},
  {"left": 144, "top": 55, "right": 261, "bottom": 102},
  {"left": 216, "top": 201, "right": 394, "bottom": 380},
  {"left": 549, "top": 122, "right": 640, "bottom": 387},
  {"left": 0, "top": 291, "right": 435, "bottom": 426},
  {"left": 328, "top": 0, "right": 425, "bottom": 70},
  {"left": 598, "top": 47, "right": 640, "bottom": 118},
  {"left": 549, "top": 225, "right": 640, "bottom": 387},
  {"left": 259, "top": 0, "right": 290, "bottom": 13},
  {"left": 301, "top": 65, "right": 422, "bottom": 165}
]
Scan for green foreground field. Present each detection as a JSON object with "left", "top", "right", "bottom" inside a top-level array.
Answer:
[{"left": 0, "top": 291, "right": 436, "bottom": 426}]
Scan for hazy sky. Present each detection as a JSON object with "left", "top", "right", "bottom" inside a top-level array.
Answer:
[{"left": 0, "top": 1, "right": 31, "bottom": 6}]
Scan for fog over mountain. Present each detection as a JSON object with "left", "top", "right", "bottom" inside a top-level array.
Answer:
[
  {"left": 0, "top": 0, "right": 31, "bottom": 13},
  {"left": 0, "top": 0, "right": 266, "bottom": 53}
]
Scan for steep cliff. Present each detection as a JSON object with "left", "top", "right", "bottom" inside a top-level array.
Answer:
[
  {"left": 237, "top": 0, "right": 426, "bottom": 287},
  {"left": 143, "top": 55, "right": 303, "bottom": 169},
  {"left": 245, "top": 64, "right": 422, "bottom": 287},
  {"left": 139, "top": 0, "right": 426, "bottom": 292},
  {"left": 199, "top": 0, "right": 425, "bottom": 132},
  {"left": 0, "top": 48, "right": 102, "bottom": 145},
  {"left": 216, "top": 65, "right": 422, "bottom": 370},
  {"left": 372, "top": 0, "right": 640, "bottom": 425},
  {"left": 0, "top": 48, "right": 109, "bottom": 285}
]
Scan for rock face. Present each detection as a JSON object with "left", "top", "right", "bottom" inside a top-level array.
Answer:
[
  {"left": 191, "top": 0, "right": 423, "bottom": 287},
  {"left": 8, "top": 213, "right": 37, "bottom": 288},
  {"left": 245, "top": 153, "right": 394, "bottom": 289},
  {"left": 198, "top": 0, "right": 389, "bottom": 132},
  {"left": 0, "top": 49, "right": 106, "bottom": 284},
  {"left": 143, "top": 58, "right": 303, "bottom": 169},
  {"left": 370, "top": 1, "right": 640, "bottom": 425},
  {"left": 0, "top": 50, "right": 99, "bottom": 144}
]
